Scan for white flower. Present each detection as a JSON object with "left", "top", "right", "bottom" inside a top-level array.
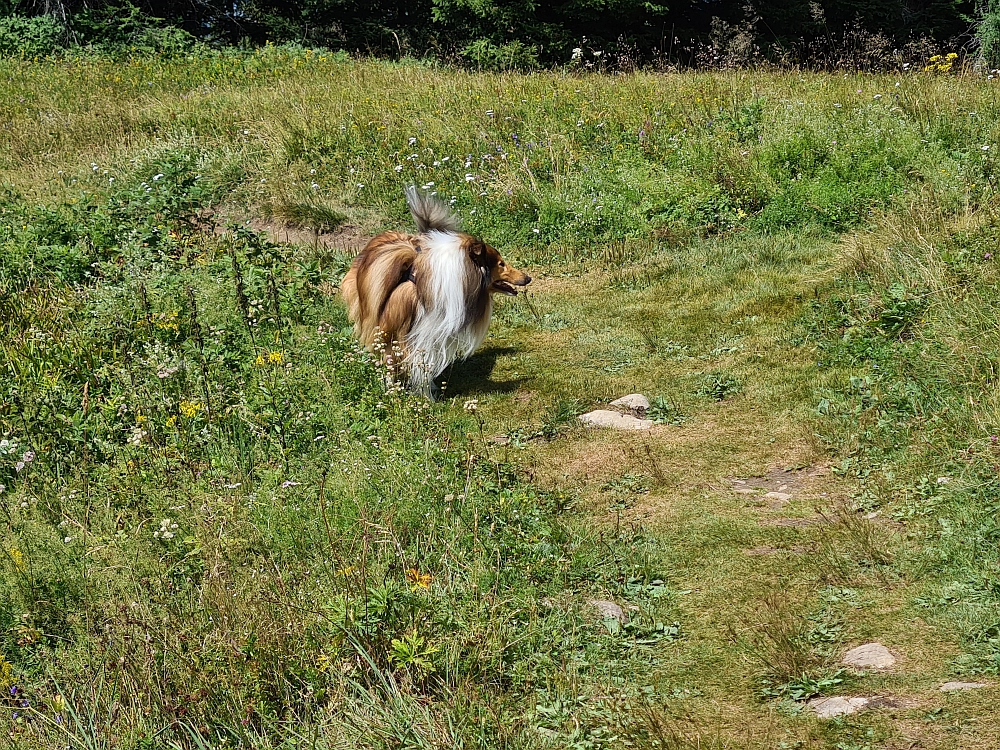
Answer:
[
  {"left": 311, "top": 182, "right": 319, "bottom": 189},
  {"left": 833, "top": 103, "right": 842, "bottom": 108},
  {"left": 873, "top": 94, "right": 882, "bottom": 99},
  {"left": 408, "top": 137, "right": 417, "bottom": 145},
  {"left": 465, "top": 173, "right": 475, "bottom": 182},
  {"left": 571, "top": 47, "right": 583, "bottom": 60},
  {"left": 422, "top": 182, "right": 435, "bottom": 189},
  {"left": 463, "top": 399, "right": 478, "bottom": 412},
  {"left": 153, "top": 173, "right": 164, "bottom": 181},
  {"left": 983, "top": 145, "right": 991, "bottom": 151},
  {"left": 394, "top": 165, "right": 403, "bottom": 172},
  {"left": 533, "top": 228, "right": 540, "bottom": 234},
  {"left": 310, "top": 168, "right": 316, "bottom": 174},
  {"left": 224, "top": 482, "right": 242, "bottom": 489}
]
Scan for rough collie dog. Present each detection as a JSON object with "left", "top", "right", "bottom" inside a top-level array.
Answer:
[{"left": 340, "top": 187, "right": 531, "bottom": 395}]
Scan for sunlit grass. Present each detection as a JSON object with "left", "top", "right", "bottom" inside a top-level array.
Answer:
[{"left": 4, "top": 51, "right": 1000, "bottom": 747}]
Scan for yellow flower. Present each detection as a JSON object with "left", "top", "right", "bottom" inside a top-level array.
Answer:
[
  {"left": 51, "top": 694, "right": 65, "bottom": 713},
  {"left": 166, "top": 415, "right": 177, "bottom": 427},
  {"left": 254, "top": 354, "right": 265, "bottom": 367},
  {"left": 406, "top": 568, "right": 432, "bottom": 590},
  {"left": 0, "top": 655, "right": 12, "bottom": 689},
  {"left": 8, "top": 547, "right": 25, "bottom": 572},
  {"left": 268, "top": 350, "right": 285, "bottom": 364},
  {"left": 179, "top": 400, "right": 202, "bottom": 418}
]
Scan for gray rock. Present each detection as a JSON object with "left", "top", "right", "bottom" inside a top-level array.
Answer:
[
  {"left": 808, "top": 696, "right": 870, "bottom": 718},
  {"left": 589, "top": 599, "right": 628, "bottom": 623},
  {"left": 764, "top": 491, "right": 793, "bottom": 503},
  {"left": 842, "top": 643, "right": 896, "bottom": 670},
  {"left": 940, "top": 681, "right": 988, "bottom": 691},
  {"left": 608, "top": 394, "right": 650, "bottom": 415},
  {"left": 579, "top": 410, "right": 653, "bottom": 430}
]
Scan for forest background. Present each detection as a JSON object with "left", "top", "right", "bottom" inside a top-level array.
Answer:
[{"left": 2, "top": 0, "right": 1000, "bottom": 71}]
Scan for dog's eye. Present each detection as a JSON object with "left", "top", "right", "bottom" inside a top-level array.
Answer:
[{"left": 499, "top": 261, "right": 505, "bottom": 267}]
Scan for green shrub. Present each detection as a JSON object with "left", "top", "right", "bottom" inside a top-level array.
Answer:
[{"left": 0, "top": 14, "right": 64, "bottom": 56}]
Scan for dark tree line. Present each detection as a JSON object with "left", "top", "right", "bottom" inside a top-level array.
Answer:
[{"left": 0, "top": 0, "right": 988, "bottom": 67}]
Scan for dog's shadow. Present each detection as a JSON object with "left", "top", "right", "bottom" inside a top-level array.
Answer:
[{"left": 441, "top": 346, "right": 528, "bottom": 397}]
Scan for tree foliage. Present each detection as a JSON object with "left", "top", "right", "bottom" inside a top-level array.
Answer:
[{"left": 0, "top": 0, "right": 986, "bottom": 66}]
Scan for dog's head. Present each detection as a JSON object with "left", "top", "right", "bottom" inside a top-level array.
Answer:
[{"left": 462, "top": 236, "right": 532, "bottom": 296}]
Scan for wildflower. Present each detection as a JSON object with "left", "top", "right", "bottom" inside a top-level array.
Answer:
[
  {"left": 406, "top": 568, "right": 432, "bottom": 590},
  {"left": 465, "top": 173, "right": 475, "bottom": 182},
  {"left": 166, "top": 415, "right": 177, "bottom": 427},
  {"left": 224, "top": 482, "right": 242, "bottom": 489},
  {"left": 394, "top": 165, "right": 403, "bottom": 172},
  {"left": 268, "top": 350, "right": 284, "bottom": 364},
  {"left": 8, "top": 547, "right": 25, "bottom": 572},
  {"left": 571, "top": 47, "right": 583, "bottom": 61},
  {"left": 408, "top": 136, "right": 417, "bottom": 145},
  {"left": 310, "top": 168, "right": 316, "bottom": 174},
  {"left": 281, "top": 480, "right": 300, "bottom": 488},
  {"left": 179, "top": 400, "right": 202, "bottom": 418},
  {"left": 311, "top": 182, "right": 319, "bottom": 190},
  {"left": 153, "top": 518, "right": 178, "bottom": 540},
  {"left": 152, "top": 173, "right": 164, "bottom": 181},
  {"left": 463, "top": 399, "right": 479, "bottom": 413},
  {"left": 983, "top": 145, "right": 991, "bottom": 151}
]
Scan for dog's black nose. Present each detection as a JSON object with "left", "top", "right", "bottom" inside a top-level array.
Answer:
[{"left": 522, "top": 275, "right": 532, "bottom": 285}]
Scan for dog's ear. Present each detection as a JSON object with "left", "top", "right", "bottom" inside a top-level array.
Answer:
[{"left": 469, "top": 241, "right": 484, "bottom": 256}]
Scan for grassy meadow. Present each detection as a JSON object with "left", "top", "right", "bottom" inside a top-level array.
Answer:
[{"left": 3, "top": 47, "right": 1000, "bottom": 748}]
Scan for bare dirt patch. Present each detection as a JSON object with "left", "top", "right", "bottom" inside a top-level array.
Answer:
[{"left": 244, "top": 218, "right": 369, "bottom": 251}]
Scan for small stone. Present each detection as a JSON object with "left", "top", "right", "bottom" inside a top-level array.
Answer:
[
  {"left": 808, "top": 696, "right": 869, "bottom": 718},
  {"left": 608, "top": 394, "right": 650, "bottom": 415},
  {"left": 940, "top": 681, "right": 988, "bottom": 691},
  {"left": 733, "top": 488, "right": 759, "bottom": 495},
  {"left": 579, "top": 410, "right": 653, "bottom": 430},
  {"left": 842, "top": 643, "right": 896, "bottom": 670},
  {"left": 589, "top": 599, "right": 628, "bottom": 623},
  {"left": 764, "top": 491, "right": 793, "bottom": 502}
]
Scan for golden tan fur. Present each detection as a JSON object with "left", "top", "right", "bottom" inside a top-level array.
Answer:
[{"left": 340, "top": 206, "right": 530, "bottom": 393}]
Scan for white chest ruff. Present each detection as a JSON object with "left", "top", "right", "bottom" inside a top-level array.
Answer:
[{"left": 404, "top": 232, "right": 492, "bottom": 392}]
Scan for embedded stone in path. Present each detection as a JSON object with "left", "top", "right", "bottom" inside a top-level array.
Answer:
[
  {"left": 579, "top": 410, "right": 653, "bottom": 430},
  {"left": 808, "top": 696, "right": 870, "bottom": 719},
  {"left": 940, "top": 681, "right": 988, "bottom": 691},
  {"left": 842, "top": 643, "right": 896, "bottom": 670},
  {"left": 608, "top": 393, "right": 650, "bottom": 415}
]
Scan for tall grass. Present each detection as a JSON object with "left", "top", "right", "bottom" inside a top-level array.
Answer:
[{"left": 4, "top": 49, "right": 1000, "bottom": 746}]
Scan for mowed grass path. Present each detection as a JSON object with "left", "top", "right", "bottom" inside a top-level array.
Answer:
[{"left": 3, "top": 53, "right": 1000, "bottom": 747}]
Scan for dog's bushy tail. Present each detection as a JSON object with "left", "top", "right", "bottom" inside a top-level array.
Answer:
[{"left": 405, "top": 185, "right": 460, "bottom": 234}]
